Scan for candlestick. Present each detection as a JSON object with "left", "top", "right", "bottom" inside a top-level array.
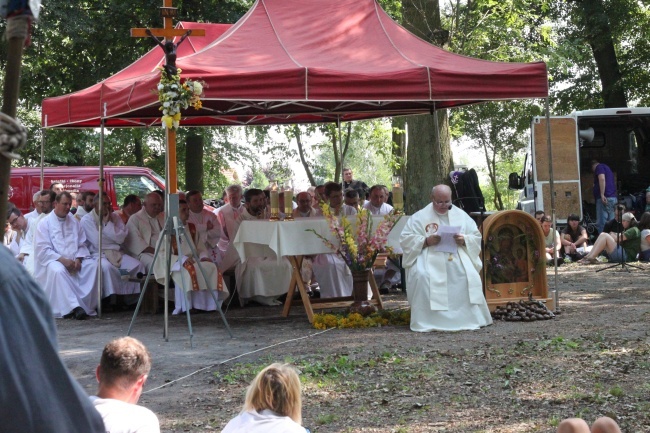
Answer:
[
  {"left": 392, "top": 175, "right": 403, "bottom": 214},
  {"left": 270, "top": 181, "right": 280, "bottom": 221},
  {"left": 283, "top": 183, "right": 294, "bottom": 221}
]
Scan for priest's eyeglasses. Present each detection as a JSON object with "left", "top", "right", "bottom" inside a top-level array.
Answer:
[{"left": 434, "top": 200, "right": 451, "bottom": 206}]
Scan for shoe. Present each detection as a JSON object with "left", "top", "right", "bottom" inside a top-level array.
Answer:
[
  {"left": 73, "top": 306, "right": 88, "bottom": 320},
  {"left": 379, "top": 281, "right": 391, "bottom": 295},
  {"left": 578, "top": 256, "right": 598, "bottom": 265},
  {"left": 312, "top": 289, "right": 321, "bottom": 299},
  {"left": 63, "top": 309, "right": 76, "bottom": 319}
]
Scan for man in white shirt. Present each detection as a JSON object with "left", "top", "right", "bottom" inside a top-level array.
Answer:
[
  {"left": 81, "top": 194, "right": 145, "bottom": 300},
  {"left": 186, "top": 190, "right": 221, "bottom": 262},
  {"left": 214, "top": 184, "right": 245, "bottom": 272},
  {"left": 90, "top": 337, "right": 160, "bottom": 433},
  {"left": 35, "top": 192, "right": 97, "bottom": 320},
  {"left": 6, "top": 207, "right": 27, "bottom": 257},
  {"left": 363, "top": 185, "right": 394, "bottom": 215},
  {"left": 292, "top": 191, "right": 319, "bottom": 218},
  {"left": 22, "top": 191, "right": 41, "bottom": 223}
]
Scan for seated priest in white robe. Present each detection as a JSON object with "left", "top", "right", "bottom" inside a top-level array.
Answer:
[
  {"left": 81, "top": 194, "right": 145, "bottom": 299},
  {"left": 6, "top": 207, "right": 27, "bottom": 258},
  {"left": 124, "top": 192, "right": 164, "bottom": 272},
  {"left": 187, "top": 190, "right": 222, "bottom": 262},
  {"left": 400, "top": 184, "right": 492, "bottom": 332},
  {"left": 153, "top": 200, "right": 229, "bottom": 314},
  {"left": 35, "top": 192, "right": 98, "bottom": 319},
  {"left": 234, "top": 189, "right": 292, "bottom": 306},
  {"left": 214, "top": 184, "right": 245, "bottom": 273},
  {"left": 311, "top": 182, "right": 357, "bottom": 298}
]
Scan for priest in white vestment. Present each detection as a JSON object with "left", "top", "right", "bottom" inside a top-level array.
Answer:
[
  {"left": 20, "top": 191, "right": 55, "bottom": 274},
  {"left": 152, "top": 200, "right": 228, "bottom": 313},
  {"left": 214, "top": 184, "right": 245, "bottom": 272},
  {"left": 312, "top": 182, "right": 357, "bottom": 298},
  {"left": 124, "top": 192, "right": 164, "bottom": 272},
  {"left": 235, "top": 189, "right": 292, "bottom": 305},
  {"left": 187, "top": 190, "right": 222, "bottom": 263},
  {"left": 362, "top": 185, "right": 394, "bottom": 216},
  {"left": 81, "top": 195, "right": 145, "bottom": 299},
  {"left": 35, "top": 192, "right": 98, "bottom": 319},
  {"left": 7, "top": 207, "right": 27, "bottom": 258},
  {"left": 400, "top": 185, "right": 492, "bottom": 332}
]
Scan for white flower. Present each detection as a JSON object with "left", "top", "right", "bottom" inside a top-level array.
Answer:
[
  {"left": 193, "top": 81, "right": 203, "bottom": 95},
  {"left": 163, "top": 102, "right": 171, "bottom": 108},
  {"left": 157, "top": 84, "right": 164, "bottom": 91}
]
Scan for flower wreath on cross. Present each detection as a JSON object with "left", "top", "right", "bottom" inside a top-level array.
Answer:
[{"left": 156, "top": 67, "right": 205, "bottom": 130}]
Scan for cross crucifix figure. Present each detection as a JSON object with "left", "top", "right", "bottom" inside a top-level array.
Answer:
[{"left": 146, "top": 28, "right": 191, "bottom": 78}]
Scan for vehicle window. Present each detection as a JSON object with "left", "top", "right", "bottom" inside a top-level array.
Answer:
[
  {"left": 113, "top": 175, "right": 160, "bottom": 205},
  {"left": 629, "top": 131, "right": 638, "bottom": 174}
]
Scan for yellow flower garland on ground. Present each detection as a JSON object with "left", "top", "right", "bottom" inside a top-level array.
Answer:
[
  {"left": 313, "top": 309, "right": 411, "bottom": 329},
  {"left": 156, "top": 67, "right": 204, "bottom": 130}
]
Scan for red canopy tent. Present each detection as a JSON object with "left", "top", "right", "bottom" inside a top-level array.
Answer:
[{"left": 41, "top": 0, "right": 548, "bottom": 129}]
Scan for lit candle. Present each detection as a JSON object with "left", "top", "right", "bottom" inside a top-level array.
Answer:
[
  {"left": 392, "top": 176, "right": 403, "bottom": 212},
  {"left": 270, "top": 181, "right": 280, "bottom": 220}
]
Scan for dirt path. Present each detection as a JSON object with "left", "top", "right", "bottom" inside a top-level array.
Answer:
[{"left": 57, "top": 263, "right": 650, "bottom": 433}]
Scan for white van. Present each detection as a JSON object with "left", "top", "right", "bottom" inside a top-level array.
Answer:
[{"left": 510, "top": 107, "right": 650, "bottom": 227}]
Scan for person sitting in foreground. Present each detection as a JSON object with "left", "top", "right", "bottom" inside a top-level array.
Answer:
[
  {"left": 602, "top": 204, "right": 626, "bottom": 234},
  {"left": 637, "top": 211, "right": 650, "bottom": 261},
  {"left": 579, "top": 212, "right": 640, "bottom": 264},
  {"left": 91, "top": 336, "right": 160, "bottom": 433},
  {"left": 556, "top": 416, "right": 621, "bottom": 433},
  {"left": 221, "top": 363, "right": 308, "bottom": 433},
  {"left": 541, "top": 216, "right": 563, "bottom": 265},
  {"left": 534, "top": 210, "right": 545, "bottom": 224},
  {"left": 561, "top": 213, "right": 590, "bottom": 261}
]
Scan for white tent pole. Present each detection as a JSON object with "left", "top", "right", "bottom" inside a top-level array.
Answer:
[
  {"left": 97, "top": 107, "right": 106, "bottom": 318},
  {"left": 544, "top": 97, "right": 559, "bottom": 310},
  {"left": 40, "top": 115, "right": 46, "bottom": 190}
]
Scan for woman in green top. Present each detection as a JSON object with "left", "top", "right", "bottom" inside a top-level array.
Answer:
[{"left": 578, "top": 213, "right": 640, "bottom": 264}]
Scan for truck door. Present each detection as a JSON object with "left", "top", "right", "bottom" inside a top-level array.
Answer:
[{"left": 532, "top": 116, "right": 582, "bottom": 222}]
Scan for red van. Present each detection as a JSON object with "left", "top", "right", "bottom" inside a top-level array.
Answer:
[{"left": 9, "top": 166, "right": 166, "bottom": 214}]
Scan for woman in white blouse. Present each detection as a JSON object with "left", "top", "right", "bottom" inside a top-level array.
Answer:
[{"left": 221, "top": 363, "right": 308, "bottom": 433}]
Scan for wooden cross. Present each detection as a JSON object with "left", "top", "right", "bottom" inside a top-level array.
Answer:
[{"left": 130, "top": 0, "right": 205, "bottom": 192}]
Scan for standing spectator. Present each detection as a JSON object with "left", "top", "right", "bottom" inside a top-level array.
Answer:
[
  {"left": 221, "top": 363, "right": 308, "bottom": 433},
  {"left": 591, "top": 159, "right": 617, "bottom": 233},
  {"left": 342, "top": 168, "right": 369, "bottom": 199},
  {"left": 91, "top": 337, "right": 160, "bottom": 433}
]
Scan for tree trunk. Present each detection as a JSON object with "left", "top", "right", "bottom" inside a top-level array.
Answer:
[
  {"left": 391, "top": 117, "right": 406, "bottom": 181},
  {"left": 405, "top": 112, "right": 453, "bottom": 214},
  {"left": 134, "top": 133, "right": 144, "bottom": 167},
  {"left": 574, "top": 0, "right": 627, "bottom": 108},
  {"left": 185, "top": 133, "right": 204, "bottom": 192},
  {"left": 402, "top": 0, "right": 454, "bottom": 213},
  {"left": 293, "top": 126, "right": 317, "bottom": 186},
  {"left": 330, "top": 122, "right": 351, "bottom": 183}
]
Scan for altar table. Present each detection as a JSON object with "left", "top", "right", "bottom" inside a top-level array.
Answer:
[{"left": 233, "top": 216, "right": 407, "bottom": 322}]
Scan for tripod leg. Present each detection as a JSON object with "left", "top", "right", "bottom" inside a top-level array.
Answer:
[
  {"left": 180, "top": 226, "right": 233, "bottom": 338},
  {"left": 127, "top": 226, "right": 168, "bottom": 336},
  {"left": 173, "top": 220, "right": 193, "bottom": 346}
]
